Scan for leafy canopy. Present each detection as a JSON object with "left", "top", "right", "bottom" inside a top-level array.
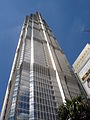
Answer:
[{"left": 58, "top": 95, "right": 90, "bottom": 120}]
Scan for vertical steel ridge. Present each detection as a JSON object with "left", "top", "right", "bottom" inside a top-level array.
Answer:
[
  {"left": 30, "top": 19, "right": 34, "bottom": 66},
  {"left": 29, "top": 17, "right": 34, "bottom": 119},
  {"left": 38, "top": 13, "right": 66, "bottom": 103}
]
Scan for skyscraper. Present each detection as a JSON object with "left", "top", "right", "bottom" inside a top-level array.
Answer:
[{"left": 1, "top": 12, "right": 81, "bottom": 120}]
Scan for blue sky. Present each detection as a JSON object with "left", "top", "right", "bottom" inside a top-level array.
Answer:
[{"left": 0, "top": 0, "right": 90, "bottom": 111}]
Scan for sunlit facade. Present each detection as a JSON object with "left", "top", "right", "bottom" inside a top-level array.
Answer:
[
  {"left": 1, "top": 12, "right": 81, "bottom": 120},
  {"left": 73, "top": 43, "right": 90, "bottom": 99}
]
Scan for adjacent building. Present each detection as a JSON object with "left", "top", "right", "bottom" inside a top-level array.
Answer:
[
  {"left": 73, "top": 43, "right": 90, "bottom": 99},
  {"left": 1, "top": 12, "right": 81, "bottom": 120}
]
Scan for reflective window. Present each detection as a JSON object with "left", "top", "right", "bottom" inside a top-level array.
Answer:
[{"left": 9, "top": 116, "right": 14, "bottom": 120}]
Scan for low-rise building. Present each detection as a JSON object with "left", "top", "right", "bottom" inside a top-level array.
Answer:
[{"left": 73, "top": 43, "right": 90, "bottom": 98}]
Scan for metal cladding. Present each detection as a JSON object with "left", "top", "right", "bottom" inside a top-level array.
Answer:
[{"left": 1, "top": 12, "right": 81, "bottom": 120}]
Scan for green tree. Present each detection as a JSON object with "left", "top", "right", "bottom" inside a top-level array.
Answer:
[{"left": 58, "top": 95, "right": 90, "bottom": 120}]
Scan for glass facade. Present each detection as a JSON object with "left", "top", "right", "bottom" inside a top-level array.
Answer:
[{"left": 1, "top": 12, "right": 81, "bottom": 120}]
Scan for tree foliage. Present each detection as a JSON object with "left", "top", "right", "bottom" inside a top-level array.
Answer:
[{"left": 58, "top": 95, "right": 90, "bottom": 120}]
